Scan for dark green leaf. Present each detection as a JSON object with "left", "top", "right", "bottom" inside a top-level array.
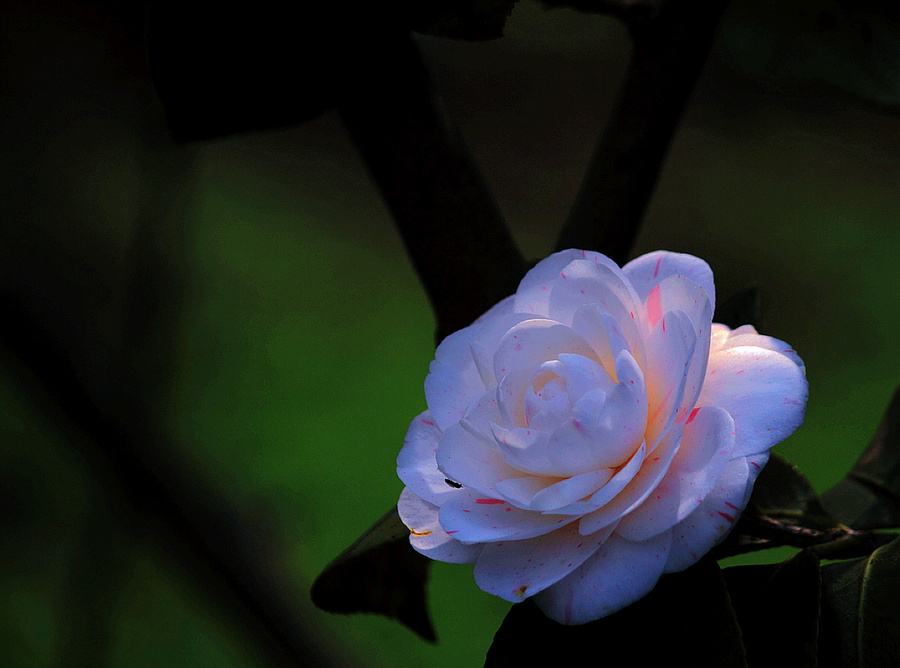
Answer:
[
  {"left": 819, "top": 535, "right": 900, "bottom": 668},
  {"left": 857, "top": 535, "right": 900, "bottom": 667},
  {"left": 821, "top": 387, "right": 900, "bottom": 530},
  {"left": 715, "top": 286, "right": 761, "bottom": 330},
  {"left": 311, "top": 507, "right": 436, "bottom": 642},
  {"left": 749, "top": 453, "right": 838, "bottom": 530},
  {"left": 717, "top": 0, "right": 900, "bottom": 113},
  {"left": 485, "top": 558, "right": 747, "bottom": 667},
  {"left": 723, "top": 550, "right": 821, "bottom": 668}
]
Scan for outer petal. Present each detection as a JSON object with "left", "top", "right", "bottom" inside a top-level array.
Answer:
[
  {"left": 663, "top": 452, "right": 767, "bottom": 573},
  {"left": 714, "top": 324, "right": 805, "bottom": 371},
  {"left": 473, "top": 521, "right": 618, "bottom": 603},
  {"left": 398, "top": 487, "right": 481, "bottom": 564},
  {"left": 396, "top": 411, "right": 457, "bottom": 506},
  {"left": 515, "top": 249, "right": 631, "bottom": 317},
  {"left": 425, "top": 297, "right": 533, "bottom": 431},
  {"left": 698, "top": 344, "right": 808, "bottom": 458},
  {"left": 623, "top": 250, "right": 715, "bottom": 314},
  {"left": 438, "top": 488, "right": 577, "bottom": 543},
  {"left": 615, "top": 406, "right": 735, "bottom": 541},
  {"left": 533, "top": 530, "right": 673, "bottom": 625}
]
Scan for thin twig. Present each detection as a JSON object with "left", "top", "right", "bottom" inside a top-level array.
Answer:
[
  {"left": 713, "top": 513, "right": 898, "bottom": 561},
  {"left": 555, "top": 0, "right": 730, "bottom": 264}
]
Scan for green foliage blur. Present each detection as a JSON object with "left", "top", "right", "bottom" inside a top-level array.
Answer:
[{"left": 0, "top": 1, "right": 897, "bottom": 666}]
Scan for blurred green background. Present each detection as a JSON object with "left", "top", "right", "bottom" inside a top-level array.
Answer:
[{"left": 0, "top": 1, "right": 897, "bottom": 666}]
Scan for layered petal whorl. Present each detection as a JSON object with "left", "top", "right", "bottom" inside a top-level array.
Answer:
[{"left": 397, "top": 249, "right": 808, "bottom": 624}]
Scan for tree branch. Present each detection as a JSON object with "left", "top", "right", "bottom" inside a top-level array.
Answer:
[
  {"left": 338, "top": 33, "right": 527, "bottom": 342},
  {"left": 555, "top": 0, "right": 729, "bottom": 264}
]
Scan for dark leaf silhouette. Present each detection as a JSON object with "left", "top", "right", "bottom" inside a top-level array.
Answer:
[
  {"left": 485, "top": 558, "right": 747, "bottom": 667},
  {"left": 822, "top": 387, "right": 900, "bottom": 529},
  {"left": 748, "top": 454, "right": 838, "bottom": 531},
  {"left": 311, "top": 507, "right": 436, "bottom": 642},
  {"left": 818, "top": 535, "right": 900, "bottom": 668},
  {"left": 723, "top": 549, "right": 821, "bottom": 668}
]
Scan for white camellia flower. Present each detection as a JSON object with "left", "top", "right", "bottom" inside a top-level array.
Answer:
[{"left": 396, "top": 249, "right": 808, "bottom": 625}]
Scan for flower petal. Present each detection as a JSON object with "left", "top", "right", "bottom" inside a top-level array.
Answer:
[
  {"left": 653, "top": 275, "right": 714, "bottom": 421},
  {"left": 547, "top": 351, "right": 648, "bottom": 472},
  {"left": 398, "top": 487, "right": 482, "bottom": 564},
  {"left": 438, "top": 488, "right": 577, "bottom": 543},
  {"left": 664, "top": 452, "right": 767, "bottom": 573},
  {"left": 698, "top": 341, "right": 808, "bottom": 457},
  {"left": 473, "top": 521, "right": 618, "bottom": 603},
  {"left": 714, "top": 324, "right": 805, "bottom": 371},
  {"left": 555, "top": 353, "right": 615, "bottom": 404},
  {"left": 425, "top": 297, "right": 532, "bottom": 431},
  {"left": 490, "top": 423, "right": 569, "bottom": 476},
  {"left": 493, "top": 320, "right": 598, "bottom": 429},
  {"left": 578, "top": 423, "right": 682, "bottom": 535},
  {"left": 533, "top": 530, "right": 673, "bottom": 625},
  {"left": 547, "top": 261, "right": 646, "bottom": 368},
  {"left": 437, "top": 421, "right": 521, "bottom": 496},
  {"left": 615, "top": 406, "right": 735, "bottom": 541},
  {"left": 515, "top": 249, "right": 630, "bottom": 317},
  {"left": 495, "top": 468, "right": 614, "bottom": 512},
  {"left": 623, "top": 250, "right": 715, "bottom": 314},
  {"left": 553, "top": 440, "right": 647, "bottom": 516},
  {"left": 571, "top": 303, "right": 644, "bottom": 377},
  {"left": 396, "top": 410, "right": 456, "bottom": 506},
  {"left": 493, "top": 319, "right": 599, "bottom": 390},
  {"left": 643, "top": 311, "right": 695, "bottom": 448}
]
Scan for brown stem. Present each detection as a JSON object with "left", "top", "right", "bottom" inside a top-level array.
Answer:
[
  {"left": 555, "top": 0, "right": 730, "bottom": 264},
  {"left": 338, "top": 34, "right": 527, "bottom": 342}
]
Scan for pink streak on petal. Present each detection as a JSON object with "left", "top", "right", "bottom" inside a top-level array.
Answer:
[
  {"left": 647, "top": 285, "right": 662, "bottom": 327},
  {"left": 686, "top": 407, "right": 701, "bottom": 424},
  {"left": 476, "top": 498, "right": 507, "bottom": 505}
]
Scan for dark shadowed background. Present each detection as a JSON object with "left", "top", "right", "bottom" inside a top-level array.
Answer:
[{"left": 0, "top": 1, "right": 897, "bottom": 665}]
